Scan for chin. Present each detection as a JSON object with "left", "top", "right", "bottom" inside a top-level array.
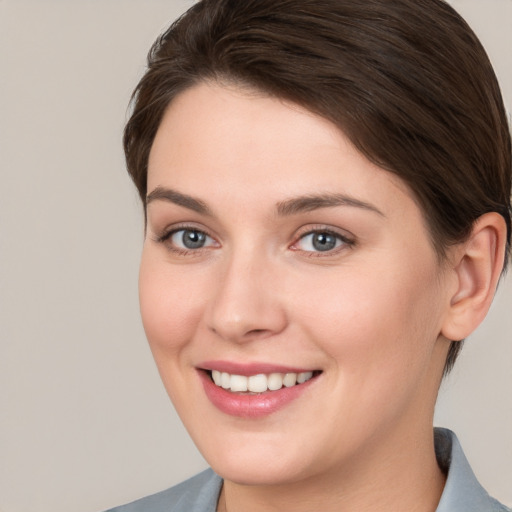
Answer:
[
  {"left": 197, "top": 433, "right": 321, "bottom": 486},
  {"left": 211, "top": 458, "right": 306, "bottom": 487}
]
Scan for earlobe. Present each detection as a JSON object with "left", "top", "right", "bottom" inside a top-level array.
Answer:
[{"left": 441, "top": 212, "right": 507, "bottom": 341}]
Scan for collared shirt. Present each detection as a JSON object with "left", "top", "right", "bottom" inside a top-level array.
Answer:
[{"left": 106, "top": 428, "right": 510, "bottom": 512}]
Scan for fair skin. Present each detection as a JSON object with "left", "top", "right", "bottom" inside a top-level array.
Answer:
[{"left": 140, "top": 82, "right": 506, "bottom": 512}]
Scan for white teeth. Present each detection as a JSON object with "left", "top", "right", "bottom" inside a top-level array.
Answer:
[
  {"left": 267, "top": 373, "right": 284, "bottom": 391},
  {"left": 212, "top": 370, "right": 222, "bottom": 386},
  {"left": 283, "top": 373, "right": 297, "bottom": 387},
  {"left": 297, "top": 371, "right": 313, "bottom": 384},
  {"left": 230, "top": 374, "right": 248, "bottom": 392},
  {"left": 221, "top": 372, "right": 231, "bottom": 389},
  {"left": 210, "top": 370, "right": 316, "bottom": 392},
  {"left": 248, "top": 374, "right": 268, "bottom": 393}
]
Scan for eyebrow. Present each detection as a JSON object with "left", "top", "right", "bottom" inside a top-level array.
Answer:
[
  {"left": 146, "top": 186, "right": 212, "bottom": 216},
  {"left": 146, "top": 187, "right": 384, "bottom": 218},
  {"left": 276, "top": 193, "right": 385, "bottom": 217}
]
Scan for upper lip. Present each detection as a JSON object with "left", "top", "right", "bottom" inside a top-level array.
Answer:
[{"left": 197, "top": 360, "right": 319, "bottom": 376}]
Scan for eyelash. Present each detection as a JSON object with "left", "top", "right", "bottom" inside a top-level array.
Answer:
[
  {"left": 153, "top": 225, "right": 217, "bottom": 256},
  {"left": 153, "top": 225, "right": 354, "bottom": 257},
  {"left": 290, "top": 227, "right": 355, "bottom": 257}
]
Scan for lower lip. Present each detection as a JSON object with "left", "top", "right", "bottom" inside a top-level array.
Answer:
[{"left": 199, "top": 371, "right": 318, "bottom": 418}]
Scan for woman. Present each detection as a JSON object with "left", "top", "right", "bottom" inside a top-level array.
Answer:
[{"left": 108, "top": 0, "right": 511, "bottom": 510}]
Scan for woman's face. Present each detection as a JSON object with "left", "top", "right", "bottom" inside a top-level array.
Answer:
[{"left": 140, "top": 83, "right": 453, "bottom": 485}]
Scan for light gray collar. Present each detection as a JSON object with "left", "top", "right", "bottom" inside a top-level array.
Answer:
[{"left": 434, "top": 428, "right": 509, "bottom": 511}]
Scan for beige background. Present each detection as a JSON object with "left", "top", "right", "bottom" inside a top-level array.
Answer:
[{"left": 0, "top": 1, "right": 510, "bottom": 511}]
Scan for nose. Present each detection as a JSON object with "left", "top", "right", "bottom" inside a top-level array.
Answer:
[{"left": 205, "top": 248, "right": 288, "bottom": 343}]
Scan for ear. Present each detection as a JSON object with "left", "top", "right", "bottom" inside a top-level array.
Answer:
[{"left": 441, "top": 212, "right": 507, "bottom": 341}]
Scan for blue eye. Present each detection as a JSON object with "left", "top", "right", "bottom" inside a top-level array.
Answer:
[
  {"left": 296, "top": 231, "right": 347, "bottom": 252},
  {"left": 169, "top": 229, "right": 215, "bottom": 250}
]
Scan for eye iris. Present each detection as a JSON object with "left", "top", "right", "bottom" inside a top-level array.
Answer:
[
  {"left": 312, "top": 232, "right": 337, "bottom": 251},
  {"left": 182, "top": 230, "right": 206, "bottom": 249}
]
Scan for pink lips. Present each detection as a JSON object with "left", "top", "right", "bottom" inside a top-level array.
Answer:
[{"left": 198, "top": 361, "right": 319, "bottom": 419}]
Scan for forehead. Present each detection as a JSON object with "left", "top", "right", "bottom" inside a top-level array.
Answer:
[
  {"left": 147, "top": 82, "right": 420, "bottom": 223},
  {"left": 149, "top": 82, "right": 347, "bottom": 179}
]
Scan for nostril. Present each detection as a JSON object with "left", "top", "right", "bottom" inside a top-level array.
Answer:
[{"left": 244, "top": 328, "right": 274, "bottom": 340}]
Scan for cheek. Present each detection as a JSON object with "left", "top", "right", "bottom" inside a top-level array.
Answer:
[
  {"left": 138, "top": 251, "right": 207, "bottom": 356},
  {"left": 293, "top": 255, "right": 444, "bottom": 379}
]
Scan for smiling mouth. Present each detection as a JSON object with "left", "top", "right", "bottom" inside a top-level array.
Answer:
[{"left": 208, "top": 370, "right": 321, "bottom": 393}]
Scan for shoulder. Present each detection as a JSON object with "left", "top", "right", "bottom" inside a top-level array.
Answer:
[
  {"left": 435, "top": 428, "right": 510, "bottom": 512},
  {"left": 104, "top": 469, "right": 223, "bottom": 512}
]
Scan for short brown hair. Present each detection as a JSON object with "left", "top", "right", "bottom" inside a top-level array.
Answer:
[{"left": 124, "top": 0, "right": 512, "bottom": 373}]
